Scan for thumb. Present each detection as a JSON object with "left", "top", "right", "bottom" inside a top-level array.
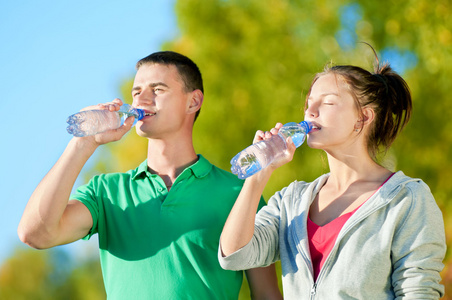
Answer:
[
  {"left": 109, "top": 116, "right": 134, "bottom": 140},
  {"left": 121, "top": 116, "right": 135, "bottom": 131},
  {"left": 286, "top": 136, "right": 296, "bottom": 154}
]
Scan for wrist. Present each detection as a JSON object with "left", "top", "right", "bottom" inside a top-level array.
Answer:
[
  {"left": 70, "top": 136, "right": 99, "bottom": 154},
  {"left": 246, "top": 169, "right": 272, "bottom": 190}
]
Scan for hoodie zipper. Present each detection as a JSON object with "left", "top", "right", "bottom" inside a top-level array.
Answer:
[
  {"left": 310, "top": 282, "right": 317, "bottom": 299},
  {"left": 297, "top": 238, "right": 317, "bottom": 298}
]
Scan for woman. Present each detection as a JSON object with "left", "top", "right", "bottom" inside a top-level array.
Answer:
[{"left": 219, "top": 54, "right": 446, "bottom": 299}]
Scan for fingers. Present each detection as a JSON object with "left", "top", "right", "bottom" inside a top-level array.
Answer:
[
  {"left": 101, "top": 98, "right": 123, "bottom": 112},
  {"left": 91, "top": 115, "right": 134, "bottom": 145},
  {"left": 269, "top": 128, "right": 279, "bottom": 135},
  {"left": 253, "top": 123, "right": 284, "bottom": 143},
  {"left": 253, "top": 130, "right": 265, "bottom": 143},
  {"left": 253, "top": 130, "right": 273, "bottom": 143},
  {"left": 271, "top": 123, "right": 284, "bottom": 134},
  {"left": 81, "top": 98, "right": 124, "bottom": 112}
]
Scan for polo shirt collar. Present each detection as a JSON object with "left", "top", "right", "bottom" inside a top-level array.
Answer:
[
  {"left": 188, "top": 154, "right": 212, "bottom": 178},
  {"left": 132, "top": 160, "right": 151, "bottom": 180},
  {"left": 132, "top": 154, "right": 212, "bottom": 180}
]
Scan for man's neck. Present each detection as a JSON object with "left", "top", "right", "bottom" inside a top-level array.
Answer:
[{"left": 146, "top": 138, "right": 198, "bottom": 186}]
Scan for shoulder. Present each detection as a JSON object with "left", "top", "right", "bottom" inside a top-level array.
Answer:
[
  {"left": 211, "top": 164, "right": 243, "bottom": 181},
  {"left": 82, "top": 163, "right": 144, "bottom": 190},
  {"left": 383, "top": 171, "right": 434, "bottom": 203},
  {"left": 199, "top": 155, "right": 244, "bottom": 186},
  {"left": 206, "top": 164, "right": 245, "bottom": 192},
  {"left": 381, "top": 171, "right": 442, "bottom": 223}
]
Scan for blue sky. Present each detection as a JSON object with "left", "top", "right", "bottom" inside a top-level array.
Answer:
[{"left": 0, "top": 0, "right": 177, "bottom": 265}]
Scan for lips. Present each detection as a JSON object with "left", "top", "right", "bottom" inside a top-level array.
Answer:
[
  {"left": 144, "top": 111, "right": 156, "bottom": 117},
  {"left": 307, "top": 121, "right": 321, "bottom": 131}
]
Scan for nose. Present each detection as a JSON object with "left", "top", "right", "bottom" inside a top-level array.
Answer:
[
  {"left": 305, "top": 103, "right": 318, "bottom": 118},
  {"left": 133, "top": 88, "right": 154, "bottom": 107}
]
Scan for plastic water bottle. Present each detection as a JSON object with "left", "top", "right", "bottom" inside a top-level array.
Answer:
[
  {"left": 66, "top": 104, "right": 145, "bottom": 137},
  {"left": 231, "top": 121, "right": 312, "bottom": 179}
]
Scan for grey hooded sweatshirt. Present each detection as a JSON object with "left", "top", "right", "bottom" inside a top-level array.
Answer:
[{"left": 219, "top": 171, "right": 446, "bottom": 299}]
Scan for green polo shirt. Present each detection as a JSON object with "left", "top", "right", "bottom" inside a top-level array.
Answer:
[{"left": 72, "top": 155, "right": 265, "bottom": 300}]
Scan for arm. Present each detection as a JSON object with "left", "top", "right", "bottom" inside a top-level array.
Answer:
[
  {"left": 392, "top": 183, "right": 446, "bottom": 298},
  {"left": 18, "top": 99, "right": 134, "bottom": 249},
  {"left": 220, "top": 171, "right": 272, "bottom": 256},
  {"left": 220, "top": 123, "right": 296, "bottom": 256},
  {"left": 245, "top": 265, "right": 283, "bottom": 300}
]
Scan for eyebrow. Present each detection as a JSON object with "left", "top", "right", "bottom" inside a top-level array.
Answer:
[
  {"left": 132, "top": 82, "right": 169, "bottom": 92},
  {"left": 307, "top": 92, "right": 339, "bottom": 100}
]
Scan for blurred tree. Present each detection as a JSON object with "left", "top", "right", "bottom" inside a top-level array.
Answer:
[
  {"left": 84, "top": 0, "right": 452, "bottom": 298},
  {"left": 59, "top": 257, "right": 106, "bottom": 299},
  {"left": 0, "top": 247, "right": 105, "bottom": 300},
  {"left": 0, "top": 248, "right": 55, "bottom": 300}
]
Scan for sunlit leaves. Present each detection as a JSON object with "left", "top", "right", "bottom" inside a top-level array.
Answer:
[{"left": 0, "top": 247, "right": 105, "bottom": 300}]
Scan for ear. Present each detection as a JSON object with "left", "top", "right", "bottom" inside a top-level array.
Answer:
[
  {"left": 187, "top": 89, "right": 203, "bottom": 115},
  {"left": 361, "top": 106, "right": 375, "bottom": 125},
  {"left": 355, "top": 107, "right": 375, "bottom": 130}
]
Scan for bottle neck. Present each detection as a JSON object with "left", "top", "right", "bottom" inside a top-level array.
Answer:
[
  {"left": 300, "top": 120, "right": 312, "bottom": 133},
  {"left": 120, "top": 104, "right": 145, "bottom": 120}
]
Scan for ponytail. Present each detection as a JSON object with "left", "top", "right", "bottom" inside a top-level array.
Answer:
[
  {"left": 309, "top": 45, "right": 413, "bottom": 159},
  {"left": 370, "top": 63, "right": 412, "bottom": 157}
]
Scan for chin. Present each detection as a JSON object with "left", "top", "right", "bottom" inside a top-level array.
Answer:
[
  {"left": 135, "top": 127, "right": 150, "bottom": 138},
  {"left": 306, "top": 140, "right": 323, "bottom": 150}
]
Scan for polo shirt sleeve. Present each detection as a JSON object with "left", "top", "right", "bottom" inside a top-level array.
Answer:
[{"left": 70, "top": 177, "right": 100, "bottom": 240}]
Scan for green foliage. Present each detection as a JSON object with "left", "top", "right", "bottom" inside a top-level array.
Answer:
[
  {"left": 0, "top": 248, "right": 54, "bottom": 300},
  {"left": 61, "top": 258, "right": 106, "bottom": 300},
  {"left": 0, "top": 247, "right": 105, "bottom": 300}
]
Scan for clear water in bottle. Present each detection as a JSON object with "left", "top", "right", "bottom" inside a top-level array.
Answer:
[
  {"left": 231, "top": 121, "right": 312, "bottom": 179},
  {"left": 66, "top": 104, "right": 145, "bottom": 137}
]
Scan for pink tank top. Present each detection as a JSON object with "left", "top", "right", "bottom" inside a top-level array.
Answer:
[{"left": 307, "top": 173, "right": 395, "bottom": 280}]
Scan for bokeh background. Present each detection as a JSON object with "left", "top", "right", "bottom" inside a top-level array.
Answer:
[{"left": 1, "top": 0, "right": 451, "bottom": 298}]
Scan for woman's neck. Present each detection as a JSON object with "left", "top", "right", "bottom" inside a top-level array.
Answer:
[{"left": 325, "top": 150, "right": 391, "bottom": 190}]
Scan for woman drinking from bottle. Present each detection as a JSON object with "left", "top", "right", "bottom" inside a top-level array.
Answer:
[{"left": 219, "top": 48, "right": 446, "bottom": 299}]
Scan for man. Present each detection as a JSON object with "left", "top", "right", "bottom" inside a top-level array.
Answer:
[{"left": 18, "top": 51, "right": 282, "bottom": 299}]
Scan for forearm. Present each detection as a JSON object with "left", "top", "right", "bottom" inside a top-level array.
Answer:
[
  {"left": 18, "top": 137, "right": 97, "bottom": 248},
  {"left": 246, "top": 264, "right": 283, "bottom": 300},
  {"left": 220, "top": 170, "right": 272, "bottom": 256}
]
